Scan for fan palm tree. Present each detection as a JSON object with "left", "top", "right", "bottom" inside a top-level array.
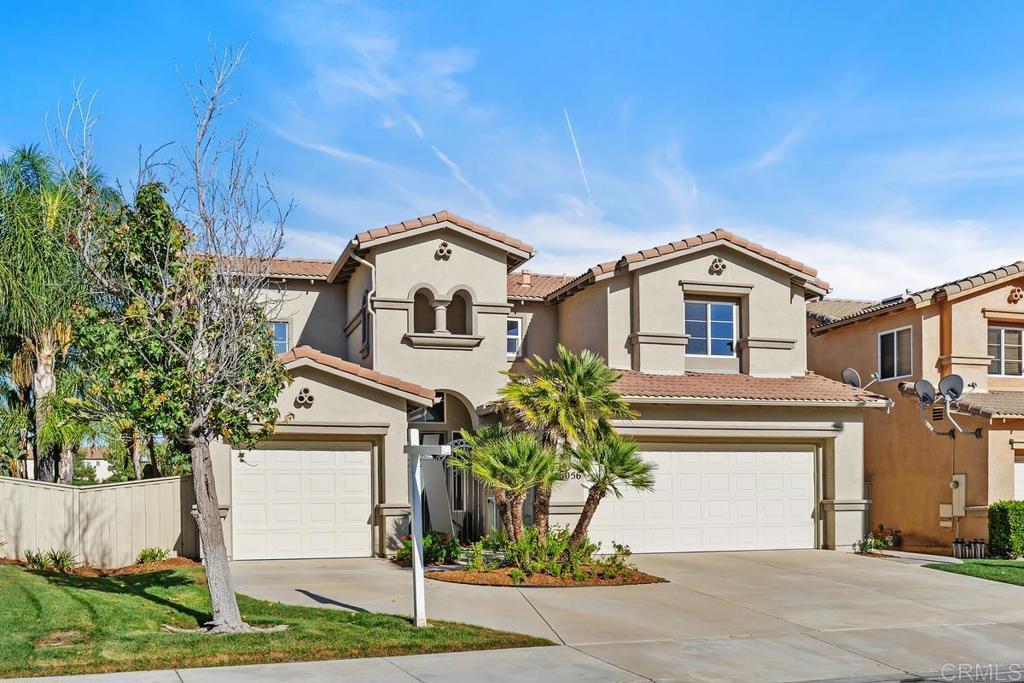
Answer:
[
  {"left": 452, "top": 430, "right": 559, "bottom": 541},
  {"left": 0, "top": 146, "right": 88, "bottom": 481},
  {"left": 499, "top": 344, "right": 637, "bottom": 534},
  {"left": 567, "top": 434, "right": 656, "bottom": 547}
]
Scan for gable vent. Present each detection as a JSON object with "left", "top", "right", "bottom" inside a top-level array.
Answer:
[{"left": 932, "top": 406, "right": 945, "bottom": 422}]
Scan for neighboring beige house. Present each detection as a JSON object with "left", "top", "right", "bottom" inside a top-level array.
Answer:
[
  {"left": 209, "top": 210, "right": 886, "bottom": 561},
  {"left": 807, "top": 262, "right": 1024, "bottom": 554}
]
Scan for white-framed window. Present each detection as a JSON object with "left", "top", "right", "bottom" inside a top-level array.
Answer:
[
  {"left": 507, "top": 317, "right": 523, "bottom": 358},
  {"left": 877, "top": 326, "right": 912, "bottom": 380},
  {"left": 684, "top": 300, "right": 737, "bottom": 357},
  {"left": 267, "top": 321, "right": 289, "bottom": 355},
  {"left": 989, "top": 326, "right": 1023, "bottom": 376}
]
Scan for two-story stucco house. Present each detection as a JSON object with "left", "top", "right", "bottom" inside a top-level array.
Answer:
[
  {"left": 208, "top": 210, "right": 886, "bottom": 561},
  {"left": 807, "top": 262, "right": 1024, "bottom": 554}
]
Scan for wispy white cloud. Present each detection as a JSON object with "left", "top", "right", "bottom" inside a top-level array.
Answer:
[
  {"left": 430, "top": 145, "right": 494, "bottom": 212},
  {"left": 753, "top": 112, "right": 817, "bottom": 169},
  {"left": 268, "top": 120, "right": 394, "bottom": 169}
]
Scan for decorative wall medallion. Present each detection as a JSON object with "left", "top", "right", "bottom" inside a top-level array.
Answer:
[
  {"left": 435, "top": 242, "right": 453, "bottom": 260},
  {"left": 709, "top": 257, "right": 727, "bottom": 275},
  {"left": 1009, "top": 286, "right": 1024, "bottom": 304},
  {"left": 294, "top": 386, "right": 315, "bottom": 408}
]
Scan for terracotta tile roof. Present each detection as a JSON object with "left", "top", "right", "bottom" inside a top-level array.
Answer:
[
  {"left": 267, "top": 257, "right": 335, "bottom": 279},
  {"left": 806, "top": 298, "right": 878, "bottom": 324},
  {"left": 549, "top": 228, "right": 830, "bottom": 302},
  {"left": 280, "top": 346, "right": 436, "bottom": 401},
  {"left": 812, "top": 261, "right": 1024, "bottom": 332},
  {"left": 507, "top": 271, "right": 575, "bottom": 300},
  {"left": 953, "top": 391, "right": 1024, "bottom": 419},
  {"left": 616, "top": 370, "right": 888, "bottom": 405}
]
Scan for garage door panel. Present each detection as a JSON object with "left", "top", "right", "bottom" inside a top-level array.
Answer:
[
  {"left": 590, "top": 447, "right": 815, "bottom": 554},
  {"left": 232, "top": 447, "right": 372, "bottom": 560}
]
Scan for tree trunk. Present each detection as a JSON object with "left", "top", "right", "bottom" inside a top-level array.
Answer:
[
  {"left": 148, "top": 434, "right": 162, "bottom": 477},
  {"left": 508, "top": 492, "right": 526, "bottom": 541},
  {"left": 57, "top": 445, "right": 76, "bottom": 484},
  {"left": 532, "top": 483, "right": 551, "bottom": 536},
  {"left": 131, "top": 436, "right": 144, "bottom": 480},
  {"left": 32, "top": 341, "right": 57, "bottom": 482},
  {"left": 494, "top": 489, "right": 514, "bottom": 539},
  {"left": 570, "top": 487, "right": 605, "bottom": 548},
  {"left": 190, "top": 433, "right": 248, "bottom": 632}
]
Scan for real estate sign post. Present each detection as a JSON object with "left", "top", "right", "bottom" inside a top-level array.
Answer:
[{"left": 405, "top": 428, "right": 450, "bottom": 627}]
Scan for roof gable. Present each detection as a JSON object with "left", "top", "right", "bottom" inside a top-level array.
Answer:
[
  {"left": 547, "top": 228, "right": 830, "bottom": 303},
  {"left": 329, "top": 210, "right": 534, "bottom": 283}
]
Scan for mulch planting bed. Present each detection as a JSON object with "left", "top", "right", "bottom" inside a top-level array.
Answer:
[
  {"left": 427, "top": 566, "right": 666, "bottom": 587},
  {"left": 1, "top": 556, "right": 201, "bottom": 577}
]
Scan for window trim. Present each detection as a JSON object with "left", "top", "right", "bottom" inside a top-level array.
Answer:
[
  {"left": 268, "top": 320, "right": 290, "bottom": 355},
  {"left": 507, "top": 316, "right": 524, "bottom": 359},
  {"left": 876, "top": 325, "right": 913, "bottom": 381},
  {"left": 988, "top": 325, "right": 1024, "bottom": 377},
  {"left": 408, "top": 393, "right": 446, "bottom": 424},
  {"left": 684, "top": 299, "right": 738, "bottom": 358}
]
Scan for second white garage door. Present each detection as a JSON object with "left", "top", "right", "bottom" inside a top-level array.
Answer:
[
  {"left": 232, "top": 444, "right": 372, "bottom": 560},
  {"left": 588, "top": 446, "right": 815, "bottom": 553}
]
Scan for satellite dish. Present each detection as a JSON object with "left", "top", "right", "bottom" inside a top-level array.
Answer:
[
  {"left": 914, "top": 379, "right": 937, "bottom": 405},
  {"left": 938, "top": 374, "right": 964, "bottom": 401},
  {"left": 841, "top": 368, "right": 862, "bottom": 388}
]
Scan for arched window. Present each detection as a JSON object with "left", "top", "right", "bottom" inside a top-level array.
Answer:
[
  {"left": 446, "top": 290, "right": 470, "bottom": 335},
  {"left": 413, "top": 289, "right": 435, "bottom": 333}
]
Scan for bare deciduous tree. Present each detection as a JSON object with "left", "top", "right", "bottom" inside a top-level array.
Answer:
[{"left": 63, "top": 43, "right": 291, "bottom": 632}]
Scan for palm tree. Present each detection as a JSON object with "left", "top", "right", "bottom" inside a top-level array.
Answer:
[
  {"left": 451, "top": 430, "right": 559, "bottom": 541},
  {"left": 0, "top": 146, "right": 85, "bottom": 481},
  {"left": 567, "top": 434, "right": 656, "bottom": 547},
  {"left": 500, "top": 344, "right": 637, "bottom": 534}
]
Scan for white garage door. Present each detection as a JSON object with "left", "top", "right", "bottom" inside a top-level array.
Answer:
[
  {"left": 232, "top": 445, "right": 372, "bottom": 560},
  {"left": 588, "top": 447, "right": 815, "bottom": 553}
]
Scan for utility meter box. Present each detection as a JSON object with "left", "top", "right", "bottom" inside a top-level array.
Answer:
[{"left": 951, "top": 474, "right": 967, "bottom": 517}]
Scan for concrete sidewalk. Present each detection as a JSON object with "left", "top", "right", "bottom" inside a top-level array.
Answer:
[{"left": 15, "top": 645, "right": 1024, "bottom": 683}]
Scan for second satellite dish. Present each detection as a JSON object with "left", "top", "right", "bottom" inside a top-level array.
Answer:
[{"left": 938, "top": 374, "right": 964, "bottom": 401}]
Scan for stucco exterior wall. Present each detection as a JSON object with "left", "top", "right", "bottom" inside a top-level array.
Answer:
[
  {"left": 557, "top": 279, "right": 610, "bottom": 360},
  {"left": 268, "top": 281, "right": 348, "bottom": 358},
  {"left": 509, "top": 300, "right": 559, "bottom": 371}
]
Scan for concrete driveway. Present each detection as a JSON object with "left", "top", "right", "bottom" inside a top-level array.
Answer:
[{"left": 232, "top": 550, "right": 1024, "bottom": 682}]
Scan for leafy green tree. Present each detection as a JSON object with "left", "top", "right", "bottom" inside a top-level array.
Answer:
[
  {"left": 452, "top": 431, "right": 559, "bottom": 541},
  {"left": 499, "top": 344, "right": 636, "bottom": 534},
  {"left": 566, "top": 435, "right": 656, "bottom": 547}
]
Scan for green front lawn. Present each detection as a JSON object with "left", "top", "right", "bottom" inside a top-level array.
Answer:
[
  {"left": 925, "top": 559, "right": 1024, "bottom": 587},
  {"left": 0, "top": 564, "right": 549, "bottom": 678}
]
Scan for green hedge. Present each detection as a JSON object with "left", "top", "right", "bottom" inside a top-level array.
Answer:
[{"left": 988, "top": 500, "right": 1024, "bottom": 558}]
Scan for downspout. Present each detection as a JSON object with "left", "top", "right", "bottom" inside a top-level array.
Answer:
[{"left": 350, "top": 252, "right": 376, "bottom": 363}]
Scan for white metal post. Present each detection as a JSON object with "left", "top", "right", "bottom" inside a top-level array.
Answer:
[{"left": 407, "top": 428, "right": 427, "bottom": 627}]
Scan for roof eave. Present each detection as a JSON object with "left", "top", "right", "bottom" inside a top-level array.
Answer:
[{"left": 622, "top": 396, "right": 891, "bottom": 408}]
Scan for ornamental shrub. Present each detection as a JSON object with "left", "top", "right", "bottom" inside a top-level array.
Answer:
[
  {"left": 394, "top": 532, "right": 461, "bottom": 566},
  {"left": 988, "top": 500, "right": 1024, "bottom": 558}
]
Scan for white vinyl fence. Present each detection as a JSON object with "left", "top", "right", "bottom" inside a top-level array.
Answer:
[{"left": 0, "top": 476, "right": 199, "bottom": 568}]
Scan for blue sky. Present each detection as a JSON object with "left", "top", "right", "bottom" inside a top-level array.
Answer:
[{"left": 3, "top": 2, "right": 1024, "bottom": 298}]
